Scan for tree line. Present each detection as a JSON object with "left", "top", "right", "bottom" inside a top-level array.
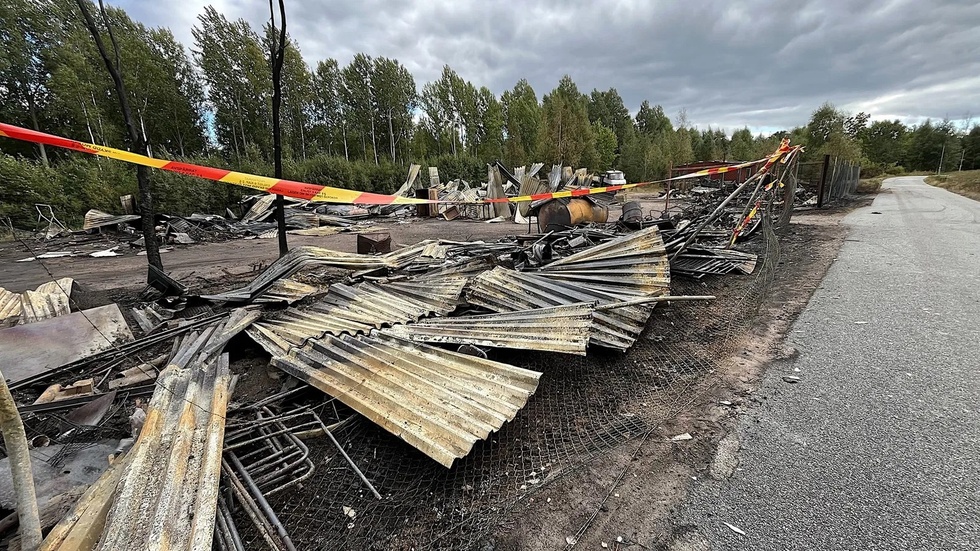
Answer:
[{"left": 1, "top": 0, "right": 979, "bottom": 227}]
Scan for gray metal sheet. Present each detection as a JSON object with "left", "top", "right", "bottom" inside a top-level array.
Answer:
[
  {"left": 536, "top": 225, "right": 670, "bottom": 296},
  {"left": 383, "top": 303, "right": 594, "bottom": 355},
  {"left": 253, "top": 276, "right": 467, "bottom": 346},
  {"left": 466, "top": 268, "right": 656, "bottom": 351},
  {"left": 82, "top": 209, "right": 141, "bottom": 230},
  {"left": 201, "top": 244, "right": 431, "bottom": 303},
  {"left": 0, "top": 304, "right": 134, "bottom": 384}
]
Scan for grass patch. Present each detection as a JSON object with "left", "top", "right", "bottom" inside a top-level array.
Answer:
[
  {"left": 856, "top": 178, "right": 885, "bottom": 194},
  {"left": 925, "top": 169, "right": 980, "bottom": 202}
]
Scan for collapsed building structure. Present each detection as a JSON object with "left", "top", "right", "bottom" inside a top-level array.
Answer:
[{"left": 0, "top": 144, "right": 808, "bottom": 549}]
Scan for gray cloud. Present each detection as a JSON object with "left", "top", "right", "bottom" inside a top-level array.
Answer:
[{"left": 118, "top": 0, "right": 980, "bottom": 133}]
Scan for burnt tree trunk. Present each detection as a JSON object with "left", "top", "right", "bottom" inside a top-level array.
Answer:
[
  {"left": 270, "top": 0, "right": 289, "bottom": 257},
  {"left": 76, "top": 0, "right": 163, "bottom": 270}
]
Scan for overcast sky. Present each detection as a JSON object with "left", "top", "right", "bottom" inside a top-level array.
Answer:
[{"left": 118, "top": 0, "right": 980, "bottom": 135}]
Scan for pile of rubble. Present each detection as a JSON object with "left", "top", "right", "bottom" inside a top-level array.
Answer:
[
  {"left": 0, "top": 149, "right": 806, "bottom": 548},
  {"left": 14, "top": 161, "right": 604, "bottom": 264},
  {"left": 0, "top": 210, "right": 771, "bottom": 549}
]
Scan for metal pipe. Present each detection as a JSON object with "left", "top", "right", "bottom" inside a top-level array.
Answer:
[
  {"left": 264, "top": 432, "right": 315, "bottom": 496},
  {"left": 226, "top": 454, "right": 297, "bottom": 551},
  {"left": 668, "top": 172, "right": 764, "bottom": 261},
  {"left": 313, "top": 414, "right": 382, "bottom": 500},
  {"left": 217, "top": 496, "right": 246, "bottom": 551},
  {"left": 224, "top": 420, "right": 321, "bottom": 450},
  {"left": 221, "top": 461, "right": 285, "bottom": 551},
  {"left": 816, "top": 154, "right": 830, "bottom": 208}
]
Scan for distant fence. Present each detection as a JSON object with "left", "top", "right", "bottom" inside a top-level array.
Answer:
[{"left": 797, "top": 154, "right": 861, "bottom": 207}]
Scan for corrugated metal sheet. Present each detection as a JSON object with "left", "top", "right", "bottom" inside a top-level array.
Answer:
[
  {"left": 19, "top": 277, "right": 73, "bottom": 324},
  {"left": 96, "top": 310, "right": 255, "bottom": 550},
  {"left": 252, "top": 276, "right": 467, "bottom": 347},
  {"left": 466, "top": 268, "right": 656, "bottom": 351},
  {"left": 252, "top": 278, "right": 319, "bottom": 304},
  {"left": 421, "top": 242, "right": 448, "bottom": 258},
  {"left": 0, "top": 287, "right": 21, "bottom": 327},
  {"left": 536, "top": 225, "right": 670, "bottom": 296},
  {"left": 241, "top": 193, "right": 275, "bottom": 222},
  {"left": 265, "top": 331, "right": 541, "bottom": 468},
  {"left": 671, "top": 247, "right": 757, "bottom": 279},
  {"left": 287, "top": 226, "right": 344, "bottom": 236},
  {"left": 201, "top": 244, "right": 430, "bottom": 303},
  {"left": 284, "top": 210, "right": 319, "bottom": 229},
  {"left": 383, "top": 303, "right": 594, "bottom": 355},
  {"left": 82, "top": 209, "right": 141, "bottom": 231},
  {"left": 418, "top": 256, "right": 496, "bottom": 279}
]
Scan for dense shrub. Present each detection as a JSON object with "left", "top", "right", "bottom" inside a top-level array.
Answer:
[
  {"left": 0, "top": 155, "right": 67, "bottom": 228},
  {"left": 1, "top": 150, "right": 496, "bottom": 230}
]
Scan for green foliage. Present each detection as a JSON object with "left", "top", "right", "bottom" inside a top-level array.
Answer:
[
  {"left": 860, "top": 120, "right": 907, "bottom": 166},
  {"left": 5, "top": 0, "right": 977, "bottom": 228},
  {"left": 804, "top": 103, "right": 862, "bottom": 161},
  {"left": 905, "top": 119, "right": 961, "bottom": 172},
  {"left": 501, "top": 79, "right": 541, "bottom": 167},
  {"left": 537, "top": 75, "right": 595, "bottom": 167},
  {"left": 371, "top": 57, "right": 417, "bottom": 162},
  {"left": 0, "top": 155, "right": 65, "bottom": 227},
  {"left": 193, "top": 6, "right": 270, "bottom": 159},
  {"left": 587, "top": 88, "right": 633, "bottom": 150},
  {"left": 591, "top": 122, "right": 617, "bottom": 171},
  {"left": 635, "top": 101, "right": 673, "bottom": 139},
  {"left": 963, "top": 126, "right": 980, "bottom": 171},
  {"left": 428, "top": 154, "right": 486, "bottom": 184},
  {"left": 619, "top": 133, "right": 668, "bottom": 182}
]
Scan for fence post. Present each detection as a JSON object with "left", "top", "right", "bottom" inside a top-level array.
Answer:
[{"left": 816, "top": 154, "right": 831, "bottom": 208}]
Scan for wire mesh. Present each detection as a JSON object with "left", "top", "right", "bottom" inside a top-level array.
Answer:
[{"left": 231, "top": 216, "right": 783, "bottom": 550}]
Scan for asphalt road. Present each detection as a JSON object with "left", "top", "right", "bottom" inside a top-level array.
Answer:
[{"left": 676, "top": 177, "right": 980, "bottom": 550}]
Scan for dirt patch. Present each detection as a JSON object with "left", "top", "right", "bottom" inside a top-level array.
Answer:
[
  {"left": 0, "top": 216, "right": 528, "bottom": 293},
  {"left": 489, "top": 205, "right": 854, "bottom": 550}
]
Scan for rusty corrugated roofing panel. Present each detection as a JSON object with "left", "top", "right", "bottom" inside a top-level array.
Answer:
[
  {"left": 241, "top": 193, "right": 276, "bottom": 222},
  {"left": 201, "top": 244, "right": 430, "bottom": 303},
  {"left": 251, "top": 278, "right": 319, "bottom": 304},
  {"left": 0, "top": 287, "right": 21, "bottom": 327},
  {"left": 82, "top": 209, "right": 141, "bottom": 230},
  {"left": 418, "top": 256, "right": 496, "bottom": 279},
  {"left": 253, "top": 276, "right": 467, "bottom": 347},
  {"left": 466, "top": 268, "right": 655, "bottom": 351},
  {"left": 268, "top": 332, "right": 541, "bottom": 468},
  {"left": 383, "top": 303, "right": 594, "bottom": 355},
  {"left": 536, "top": 225, "right": 670, "bottom": 296},
  {"left": 96, "top": 310, "right": 255, "bottom": 550},
  {"left": 18, "top": 277, "right": 73, "bottom": 324}
]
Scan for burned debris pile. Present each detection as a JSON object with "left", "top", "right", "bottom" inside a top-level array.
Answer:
[{"left": 0, "top": 150, "right": 808, "bottom": 549}]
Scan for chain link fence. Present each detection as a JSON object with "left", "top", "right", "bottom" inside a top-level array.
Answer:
[
  {"left": 797, "top": 155, "right": 861, "bottom": 207},
  {"left": 233, "top": 215, "right": 784, "bottom": 550}
]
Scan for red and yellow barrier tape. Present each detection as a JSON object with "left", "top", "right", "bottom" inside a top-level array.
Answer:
[
  {"left": 0, "top": 121, "right": 790, "bottom": 206},
  {"left": 0, "top": 122, "right": 429, "bottom": 205},
  {"left": 483, "top": 157, "right": 773, "bottom": 204},
  {"left": 729, "top": 140, "right": 800, "bottom": 244}
]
